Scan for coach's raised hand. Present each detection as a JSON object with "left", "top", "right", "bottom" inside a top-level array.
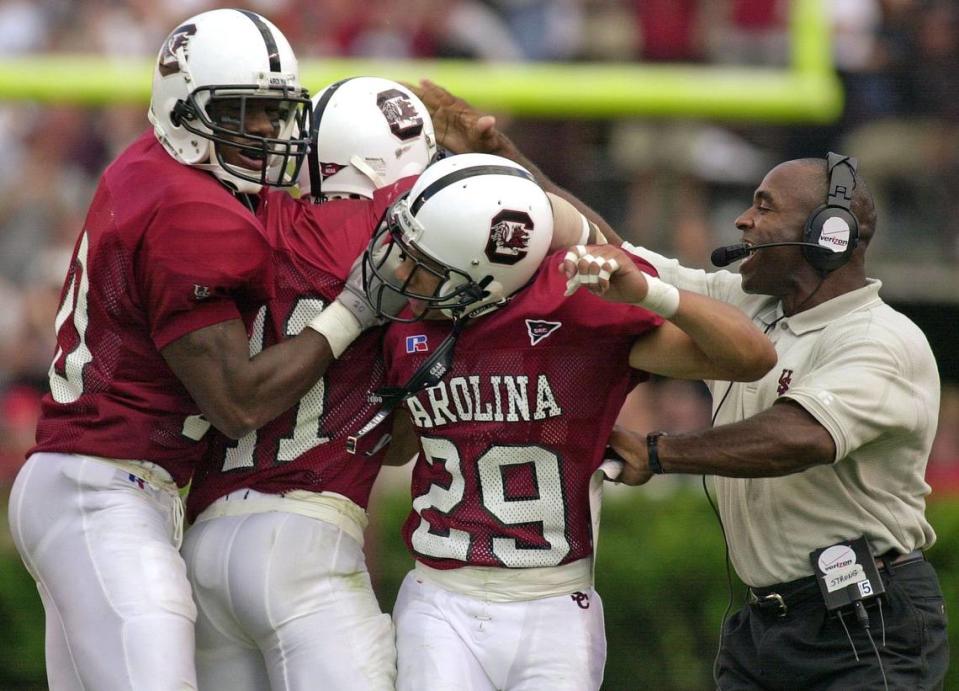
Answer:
[{"left": 409, "top": 79, "right": 502, "bottom": 154}]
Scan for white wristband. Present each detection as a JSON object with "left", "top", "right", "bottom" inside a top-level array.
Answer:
[
  {"left": 577, "top": 213, "right": 590, "bottom": 246},
  {"left": 589, "top": 220, "right": 608, "bottom": 245},
  {"left": 636, "top": 274, "right": 680, "bottom": 319},
  {"left": 307, "top": 300, "right": 363, "bottom": 359}
]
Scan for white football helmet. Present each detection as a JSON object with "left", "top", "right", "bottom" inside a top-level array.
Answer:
[
  {"left": 299, "top": 77, "right": 437, "bottom": 201},
  {"left": 148, "top": 9, "right": 312, "bottom": 194},
  {"left": 364, "top": 153, "right": 554, "bottom": 320}
]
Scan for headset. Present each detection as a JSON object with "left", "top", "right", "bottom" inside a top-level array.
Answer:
[
  {"left": 710, "top": 152, "right": 861, "bottom": 274},
  {"left": 802, "top": 152, "right": 860, "bottom": 272}
]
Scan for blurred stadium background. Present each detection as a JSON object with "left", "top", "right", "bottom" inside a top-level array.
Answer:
[{"left": 0, "top": 0, "right": 956, "bottom": 688}]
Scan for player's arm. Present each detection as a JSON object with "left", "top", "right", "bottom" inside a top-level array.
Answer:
[
  {"left": 607, "top": 401, "right": 835, "bottom": 486},
  {"left": 547, "top": 193, "right": 610, "bottom": 252},
  {"left": 381, "top": 410, "right": 420, "bottom": 467},
  {"left": 410, "top": 79, "right": 620, "bottom": 246},
  {"left": 626, "top": 291, "right": 776, "bottom": 382},
  {"left": 562, "top": 244, "right": 777, "bottom": 382},
  {"left": 162, "top": 320, "right": 333, "bottom": 440},
  {"left": 162, "top": 257, "right": 385, "bottom": 440}
]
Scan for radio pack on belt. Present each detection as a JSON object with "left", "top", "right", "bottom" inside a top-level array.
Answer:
[{"left": 809, "top": 536, "right": 885, "bottom": 611}]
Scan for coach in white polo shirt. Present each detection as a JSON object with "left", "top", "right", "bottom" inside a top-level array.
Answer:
[
  {"left": 407, "top": 83, "right": 949, "bottom": 689},
  {"left": 611, "top": 154, "right": 949, "bottom": 690}
]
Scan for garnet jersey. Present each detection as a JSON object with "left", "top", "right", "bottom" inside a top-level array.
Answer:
[
  {"left": 32, "top": 130, "right": 273, "bottom": 487},
  {"left": 383, "top": 251, "right": 663, "bottom": 570},
  {"left": 186, "top": 178, "right": 416, "bottom": 521}
]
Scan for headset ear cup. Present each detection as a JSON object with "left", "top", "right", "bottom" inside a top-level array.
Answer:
[{"left": 803, "top": 205, "right": 859, "bottom": 272}]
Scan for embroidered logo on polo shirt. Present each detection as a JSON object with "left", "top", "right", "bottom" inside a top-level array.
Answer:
[{"left": 777, "top": 369, "right": 793, "bottom": 395}]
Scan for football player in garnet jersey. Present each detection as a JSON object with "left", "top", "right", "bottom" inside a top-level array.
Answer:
[
  {"left": 359, "top": 153, "right": 776, "bottom": 691},
  {"left": 180, "top": 76, "right": 436, "bottom": 691},
  {"left": 180, "top": 77, "right": 614, "bottom": 691},
  {"left": 7, "top": 12, "right": 390, "bottom": 691}
]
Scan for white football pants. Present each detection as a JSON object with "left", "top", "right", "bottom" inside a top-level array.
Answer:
[
  {"left": 181, "top": 506, "right": 395, "bottom": 691},
  {"left": 8, "top": 453, "right": 197, "bottom": 691},
  {"left": 395, "top": 572, "right": 606, "bottom": 691}
]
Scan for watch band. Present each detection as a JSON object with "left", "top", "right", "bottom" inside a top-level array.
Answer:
[{"left": 647, "top": 431, "right": 667, "bottom": 474}]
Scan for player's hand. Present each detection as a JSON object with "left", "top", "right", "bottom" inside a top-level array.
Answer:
[
  {"left": 335, "top": 245, "right": 404, "bottom": 330},
  {"left": 607, "top": 426, "right": 655, "bottom": 486},
  {"left": 408, "top": 79, "right": 503, "bottom": 155},
  {"left": 559, "top": 244, "right": 650, "bottom": 303},
  {"left": 363, "top": 242, "right": 409, "bottom": 320}
]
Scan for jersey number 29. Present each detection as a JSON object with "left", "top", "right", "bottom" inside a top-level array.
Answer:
[{"left": 412, "top": 436, "right": 571, "bottom": 568}]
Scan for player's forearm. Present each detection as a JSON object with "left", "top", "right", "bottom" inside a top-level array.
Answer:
[
  {"left": 164, "top": 322, "right": 336, "bottom": 439},
  {"left": 227, "top": 330, "right": 335, "bottom": 435},
  {"left": 488, "top": 133, "right": 621, "bottom": 246},
  {"left": 669, "top": 290, "right": 777, "bottom": 381},
  {"left": 382, "top": 412, "right": 420, "bottom": 467}
]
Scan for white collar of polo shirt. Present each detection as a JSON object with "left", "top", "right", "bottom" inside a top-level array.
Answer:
[{"left": 780, "top": 279, "right": 883, "bottom": 335}]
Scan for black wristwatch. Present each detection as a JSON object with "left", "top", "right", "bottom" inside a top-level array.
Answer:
[{"left": 646, "top": 431, "right": 667, "bottom": 474}]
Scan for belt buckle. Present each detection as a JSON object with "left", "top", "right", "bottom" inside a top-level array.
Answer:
[{"left": 751, "top": 591, "right": 788, "bottom": 617}]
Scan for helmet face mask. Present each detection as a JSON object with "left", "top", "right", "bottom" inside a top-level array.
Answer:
[
  {"left": 365, "top": 199, "right": 493, "bottom": 323},
  {"left": 178, "top": 88, "right": 311, "bottom": 189},
  {"left": 149, "top": 9, "right": 312, "bottom": 194},
  {"left": 362, "top": 154, "right": 554, "bottom": 323}
]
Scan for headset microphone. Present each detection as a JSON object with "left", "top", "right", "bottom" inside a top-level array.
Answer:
[
  {"left": 713, "top": 153, "right": 861, "bottom": 271},
  {"left": 710, "top": 242, "right": 832, "bottom": 268}
]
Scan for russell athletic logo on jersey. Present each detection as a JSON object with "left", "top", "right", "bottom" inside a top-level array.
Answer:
[
  {"left": 405, "top": 374, "right": 563, "bottom": 429},
  {"left": 486, "top": 210, "right": 532, "bottom": 265},
  {"left": 525, "top": 319, "right": 561, "bottom": 346},
  {"left": 158, "top": 24, "right": 197, "bottom": 76},
  {"left": 406, "top": 335, "right": 429, "bottom": 353}
]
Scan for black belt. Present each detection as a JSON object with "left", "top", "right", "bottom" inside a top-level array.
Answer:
[{"left": 747, "top": 550, "right": 925, "bottom": 618}]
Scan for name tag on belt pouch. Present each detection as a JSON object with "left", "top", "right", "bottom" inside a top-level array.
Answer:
[{"left": 809, "top": 536, "right": 885, "bottom": 611}]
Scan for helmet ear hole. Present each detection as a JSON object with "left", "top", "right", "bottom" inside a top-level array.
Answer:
[
  {"left": 393, "top": 153, "right": 553, "bottom": 319},
  {"left": 171, "top": 101, "right": 192, "bottom": 127}
]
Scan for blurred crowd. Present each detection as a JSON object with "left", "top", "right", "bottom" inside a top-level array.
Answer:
[{"left": 0, "top": 0, "right": 956, "bottom": 493}]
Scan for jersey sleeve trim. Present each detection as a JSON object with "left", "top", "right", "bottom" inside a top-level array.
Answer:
[{"left": 153, "top": 300, "right": 243, "bottom": 350}]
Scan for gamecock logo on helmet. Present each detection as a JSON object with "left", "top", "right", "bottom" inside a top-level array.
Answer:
[
  {"left": 158, "top": 24, "right": 197, "bottom": 76},
  {"left": 376, "top": 89, "right": 424, "bottom": 141},
  {"left": 486, "top": 210, "right": 532, "bottom": 265}
]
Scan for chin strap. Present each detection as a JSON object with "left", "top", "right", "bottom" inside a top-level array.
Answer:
[
  {"left": 350, "top": 154, "right": 385, "bottom": 189},
  {"left": 347, "top": 317, "right": 467, "bottom": 456}
]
